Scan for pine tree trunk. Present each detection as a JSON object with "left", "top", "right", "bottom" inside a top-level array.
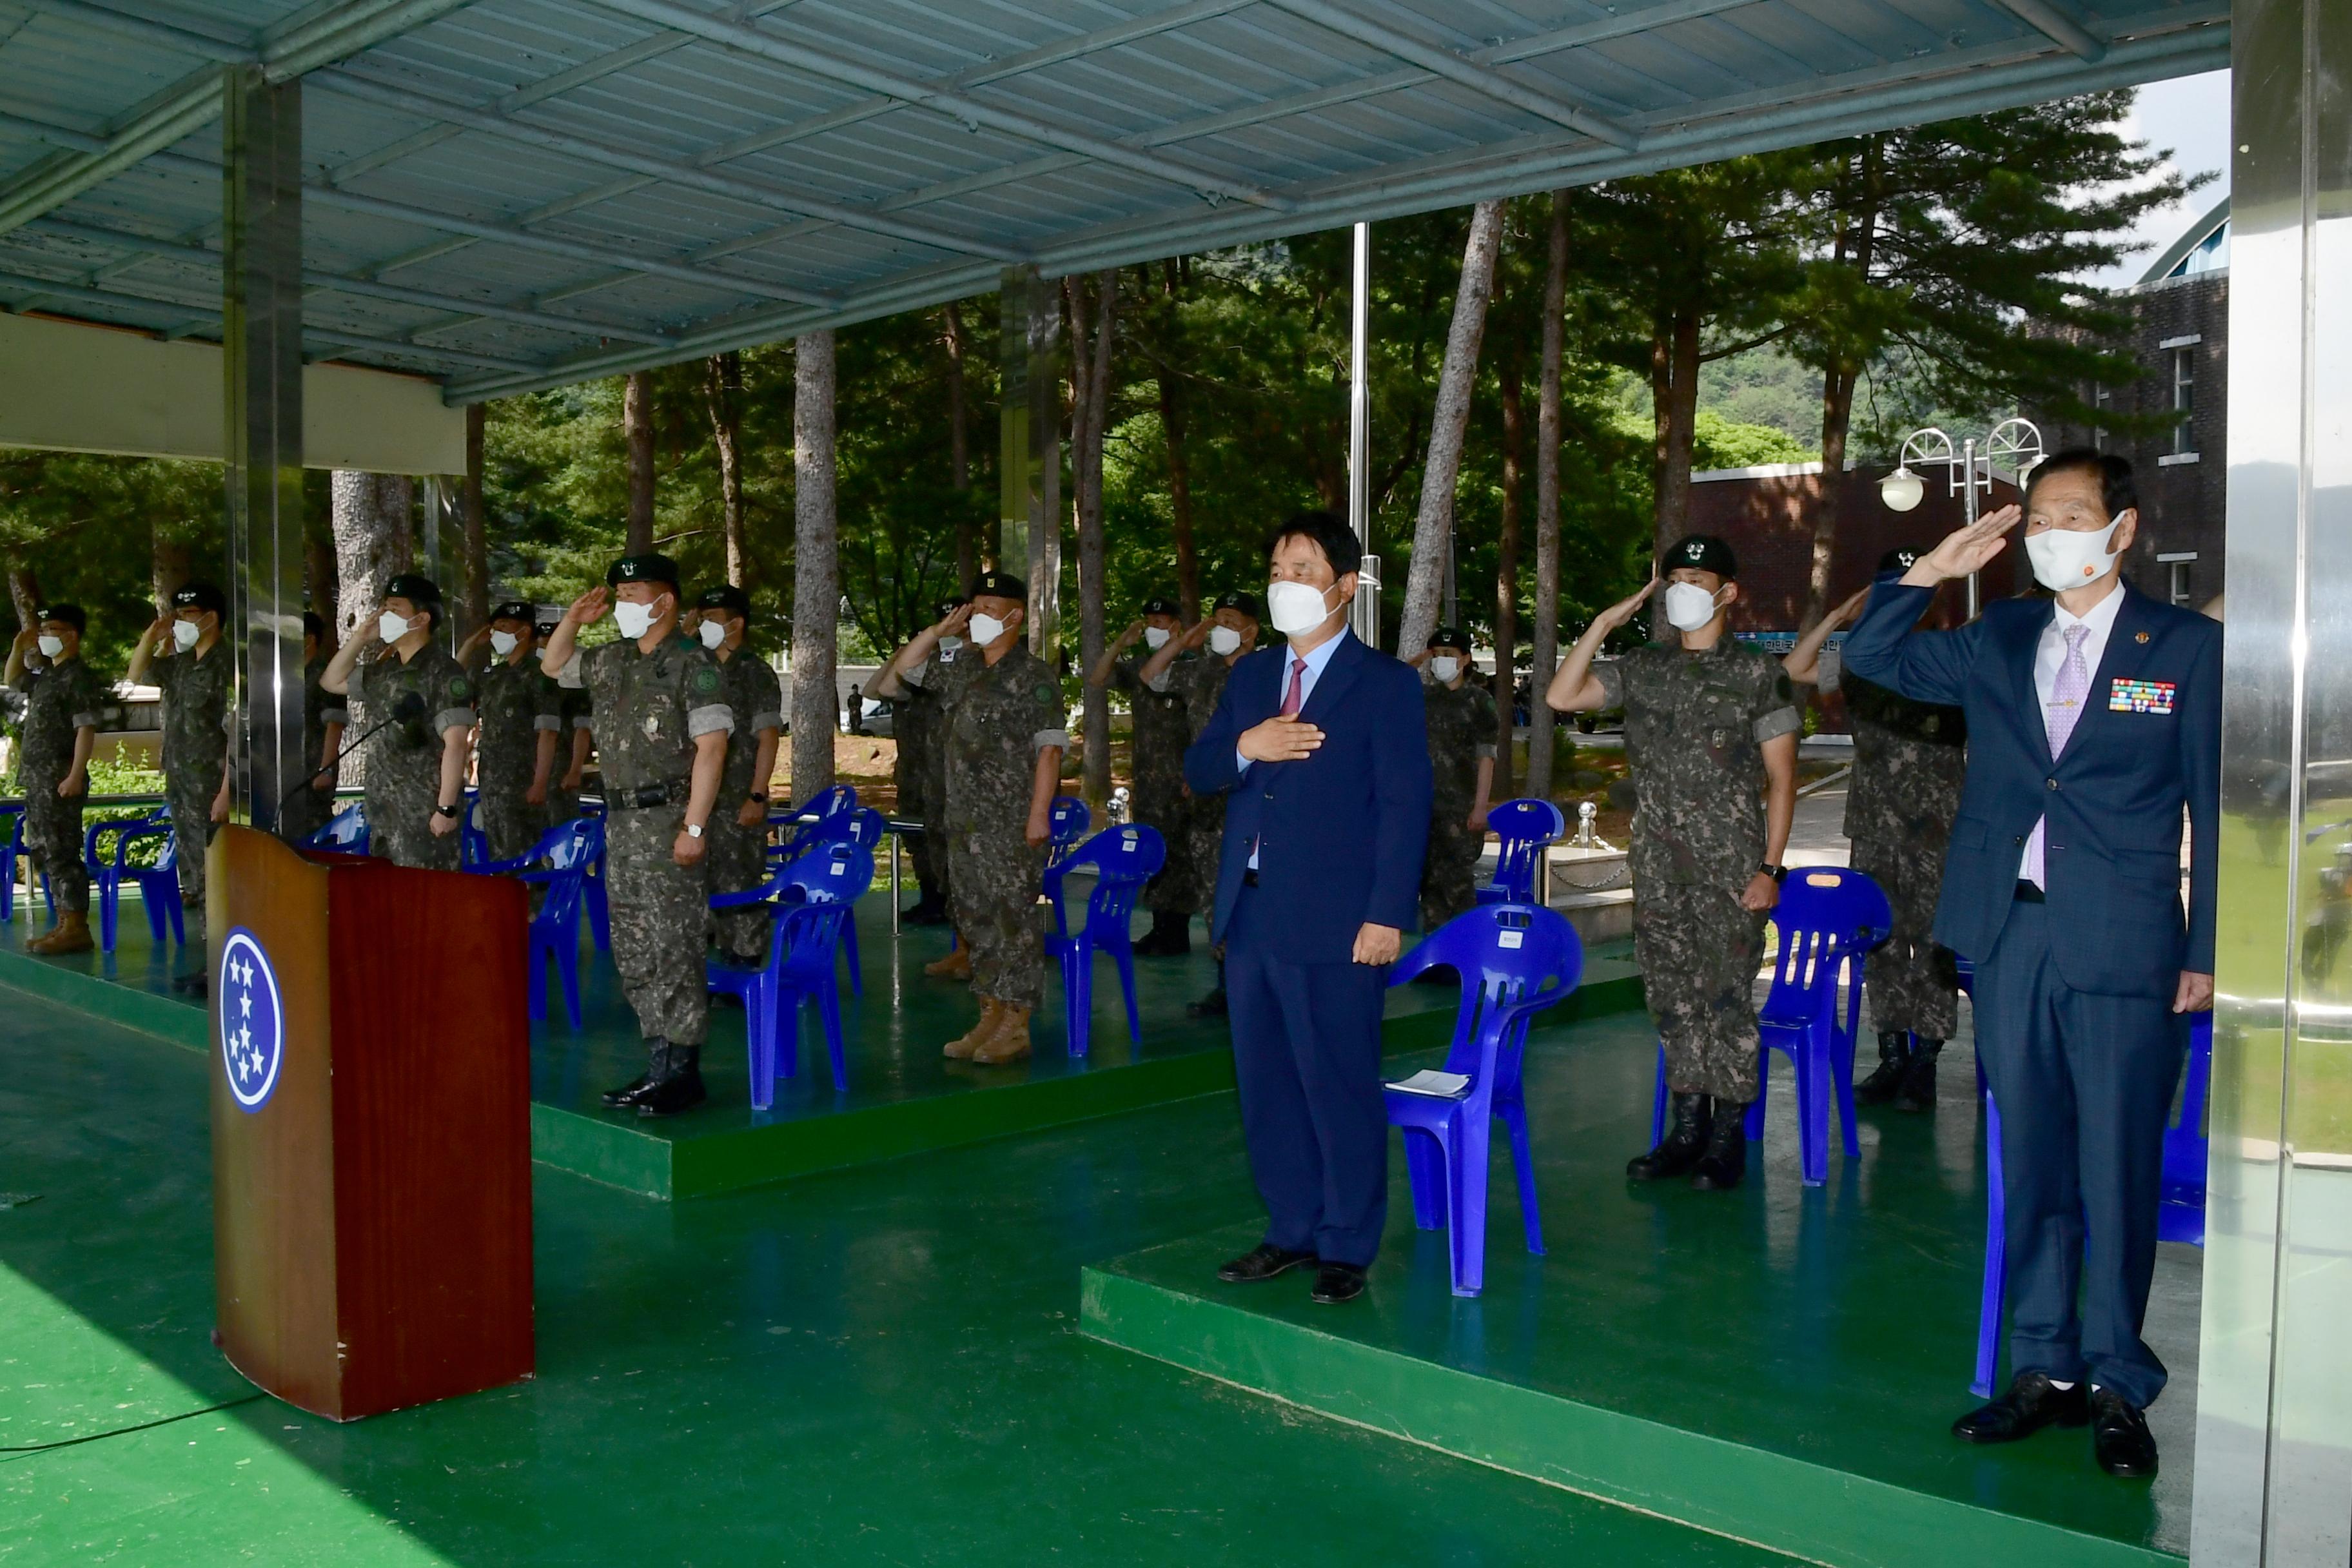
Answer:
[
  {"left": 304, "top": 534, "right": 337, "bottom": 623},
  {"left": 329, "top": 471, "right": 415, "bottom": 788},
  {"left": 706, "top": 353, "right": 749, "bottom": 589},
  {"left": 944, "top": 301, "right": 977, "bottom": 588},
  {"left": 1398, "top": 199, "right": 1505, "bottom": 659},
  {"left": 1652, "top": 311, "right": 1700, "bottom": 560},
  {"left": 1068, "top": 271, "right": 1119, "bottom": 805},
  {"left": 1526, "top": 190, "right": 1569, "bottom": 800},
  {"left": 1159, "top": 258, "right": 1200, "bottom": 624},
  {"left": 1804, "top": 367, "right": 1858, "bottom": 632},
  {"left": 8, "top": 566, "right": 39, "bottom": 634},
  {"left": 789, "top": 331, "right": 839, "bottom": 800},
  {"left": 461, "top": 404, "right": 489, "bottom": 636},
  {"left": 623, "top": 370, "right": 655, "bottom": 553},
  {"left": 150, "top": 527, "right": 190, "bottom": 616},
  {"left": 1494, "top": 354, "right": 1524, "bottom": 794}
]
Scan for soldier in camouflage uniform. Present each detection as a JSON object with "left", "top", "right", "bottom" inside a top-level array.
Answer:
[
  {"left": 321, "top": 574, "right": 476, "bottom": 873},
  {"left": 1786, "top": 553, "right": 1966, "bottom": 1112},
  {"left": 543, "top": 553, "right": 733, "bottom": 1117},
  {"left": 540, "top": 612, "right": 594, "bottom": 828},
  {"left": 1090, "top": 594, "right": 1192, "bottom": 954},
  {"left": 126, "top": 581, "right": 233, "bottom": 994},
  {"left": 7, "top": 604, "right": 107, "bottom": 954},
  {"left": 1414, "top": 625, "right": 1498, "bottom": 934},
  {"left": 1139, "top": 590, "right": 1260, "bottom": 1015},
  {"left": 1549, "top": 535, "right": 1801, "bottom": 1191},
  {"left": 275, "top": 612, "right": 348, "bottom": 846},
  {"left": 892, "top": 595, "right": 962, "bottom": 926},
  {"left": 461, "top": 602, "right": 561, "bottom": 864},
  {"left": 874, "top": 570, "right": 1068, "bottom": 1064},
  {"left": 692, "top": 584, "right": 784, "bottom": 964}
]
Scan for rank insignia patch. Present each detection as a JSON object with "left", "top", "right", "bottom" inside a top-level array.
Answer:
[{"left": 2110, "top": 678, "right": 2176, "bottom": 714}]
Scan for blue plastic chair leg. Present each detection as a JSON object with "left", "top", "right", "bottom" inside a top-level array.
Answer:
[
  {"left": 97, "top": 880, "right": 119, "bottom": 954},
  {"left": 1068, "top": 942, "right": 1096, "bottom": 1059},
  {"left": 164, "top": 886, "right": 183, "bottom": 946},
  {"left": 1502, "top": 1097, "right": 1545, "bottom": 1255},
  {"left": 1799, "top": 1024, "right": 1830, "bottom": 1187},
  {"left": 588, "top": 873, "right": 611, "bottom": 950},
  {"left": 819, "top": 980, "right": 847, "bottom": 1093},
  {"left": 1649, "top": 1042, "right": 1669, "bottom": 1147},
  {"left": 556, "top": 938, "right": 583, "bottom": 1029},
  {"left": 1449, "top": 1119, "right": 1490, "bottom": 1297},
  {"left": 1832, "top": 1020, "right": 1861, "bottom": 1164},
  {"left": 1114, "top": 943, "right": 1141, "bottom": 1044},
  {"left": 841, "top": 916, "right": 863, "bottom": 997},
  {"left": 1404, "top": 1129, "right": 1448, "bottom": 1230},
  {"left": 527, "top": 939, "right": 551, "bottom": 1023},
  {"left": 142, "top": 885, "right": 166, "bottom": 944},
  {"left": 1975, "top": 1086, "right": 2008, "bottom": 1400}
]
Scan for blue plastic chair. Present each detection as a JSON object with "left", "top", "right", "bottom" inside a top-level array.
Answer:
[
  {"left": 1043, "top": 825, "right": 1165, "bottom": 1058},
  {"left": 460, "top": 789, "right": 489, "bottom": 868},
  {"left": 1476, "top": 798, "right": 1565, "bottom": 905},
  {"left": 712, "top": 839, "right": 875, "bottom": 1104},
  {"left": 1646, "top": 865, "right": 1891, "bottom": 1187},
  {"left": 1046, "top": 795, "right": 1090, "bottom": 870},
  {"left": 1387, "top": 903, "right": 1585, "bottom": 1297},
  {"left": 85, "top": 808, "right": 182, "bottom": 954},
  {"left": 769, "top": 783, "right": 858, "bottom": 867},
  {"left": 480, "top": 816, "right": 598, "bottom": 1028},
  {"left": 299, "top": 800, "right": 369, "bottom": 854},
  {"left": 0, "top": 805, "right": 24, "bottom": 923}
]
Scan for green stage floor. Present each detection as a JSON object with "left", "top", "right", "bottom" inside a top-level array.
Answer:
[
  {"left": 1082, "top": 1007, "right": 2202, "bottom": 1568},
  {"left": 1, "top": 985, "right": 1773, "bottom": 1568}
]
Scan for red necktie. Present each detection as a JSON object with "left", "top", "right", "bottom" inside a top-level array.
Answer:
[{"left": 1281, "top": 654, "right": 1306, "bottom": 718}]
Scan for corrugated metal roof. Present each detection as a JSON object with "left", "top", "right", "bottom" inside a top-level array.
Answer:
[{"left": 0, "top": 0, "right": 2228, "bottom": 402}]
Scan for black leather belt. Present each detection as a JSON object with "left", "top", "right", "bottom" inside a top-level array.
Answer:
[
  {"left": 2014, "top": 880, "right": 2045, "bottom": 903},
  {"left": 609, "top": 779, "right": 690, "bottom": 811}
]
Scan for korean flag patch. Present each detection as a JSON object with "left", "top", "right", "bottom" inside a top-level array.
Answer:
[{"left": 2109, "top": 678, "right": 2176, "bottom": 714}]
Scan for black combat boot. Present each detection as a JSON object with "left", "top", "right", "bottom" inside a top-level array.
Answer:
[
  {"left": 1150, "top": 912, "right": 1192, "bottom": 956},
  {"left": 602, "top": 1039, "right": 669, "bottom": 1108},
  {"left": 903, "top": 891, "right": 949, "bottom": 927},
  {"left": 1187, "top": 957, "right": 1228, "bottom": 1017},
  {"left": 637, "top": 1044, "right": 707, "bottom": 1118},
  {"left": 1689, "top": 1102, "right": 1749, "bottom": 1190},
  {"left": 1628, "top": 1093, "right": 1712, "bottom": 1181},
  {"left": 1896, "top": 1037, "right": 1943, "bottom": 1113},
  {"left": 1855, "top": 1030, "right": 1913, "bottom": 1106}
]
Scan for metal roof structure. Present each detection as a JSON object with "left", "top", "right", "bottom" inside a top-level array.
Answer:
[{"left": 0, "top": 0, "right": 2227, "bottom": 405}]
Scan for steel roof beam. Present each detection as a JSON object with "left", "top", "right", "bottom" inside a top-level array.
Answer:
[
  {"left": 1984, "top": 0, "right": 2106, "bottom": 59},
  {"left": 574, "top": 0, "right": 1293, "bottom": 211}
]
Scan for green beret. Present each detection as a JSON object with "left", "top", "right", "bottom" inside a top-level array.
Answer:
[
  {"left": 1212, "top": 590, "right": 1260, "bottom": 622},
  {"left": 35, "top": 603, "right": 86, "bottom": 634},
  {"left": 491, "top": 600, "right": 536, "bottom": 625},
  {"left": 1664, "top": 534, "right": 1738, "bottom": 580},
  {"left": 172, "top": 581, "right": 226, "bottom": 617},
  {"left": 695, "top": 584, "right": 751, "bottom": 618},
  {"left": 608, "top": 553, "right": 683, "bottom": 591},
  {"left": 967, "top": 569, "right": 1026, "bottom": 602},
  {"left": 383, "top": 573, "right": 442, "bottom": 605},
  {"left": 1428, "top": 625, "right": 1473, "bottom": 654}
]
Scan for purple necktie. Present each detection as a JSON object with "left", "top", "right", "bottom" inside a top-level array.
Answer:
[
  {"left": 2021, "top": 623, "right": 2091, "bottom": 886},
  {"left": 1280, "top": 654, "right": 1306, "bottom": 718}
]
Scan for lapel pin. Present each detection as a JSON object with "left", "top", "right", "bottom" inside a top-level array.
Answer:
[{"left": 2135, "top": 631, "right": 2150, "bottom": 643}]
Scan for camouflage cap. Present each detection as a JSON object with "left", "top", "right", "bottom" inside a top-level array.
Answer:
[
  {"left": 491, "top": 599, "right": 536, "bottom": 625},
  {"left": 172, "top": 580, "right": 226, "bottom": 617},
  {"left": 1877, "top": 546, "right": 1923, "bottom": 576},
  {"left": 694, "top": 584, "right": 751, "bottom": 618},
  {"left": 607, "top": 553, "right": 682, "bottom": 592},
  {"left": 1140, "top": 596, "right": 1180, "bottom": 618},
  {"left": 1427, "top": 624, "right": 1473, "bottom": 654},
  {"left": 1663, "top": 534, "right": 1738, "bottom": 579},
  {"left": 35, "top": 603, "right": 85, "bottom": 633},
  {"left": 967, "top": 568, "right": 1026, "bottom": 602},
  {"left": 1211, "top": 590, "right": 1260, "bottom": 622}
]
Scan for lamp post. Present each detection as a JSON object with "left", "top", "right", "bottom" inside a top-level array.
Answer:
[{"left": 1879, "top": 417, "right": 2045, "bottom": 620}]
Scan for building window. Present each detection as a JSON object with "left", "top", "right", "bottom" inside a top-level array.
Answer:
[
  {"left": 2171, "top": 347, "right": 2195, "bottom": 455},
  {"left": 2170, "top": 561, "right": 2193, "bottom": 607}
]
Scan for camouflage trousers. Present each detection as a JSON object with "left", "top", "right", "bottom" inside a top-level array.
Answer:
[
  {"left": 166, "top": 777, "right": 215, "bottom": 970},
  {"left": 1182, "top": 792, "right": 1226, "bottom": 923},
  {"left": 605, "top": 805, "right": 711, "bottom": 1045},
  {"left": 947, "top": 825, "right": 1048, "bottom": 1008},
  {"left": 366, "top": 769, "right": 463, "bottom": 872},
  {"left": 1134, "top": 780, "right": 1191, "bottom": 916},
  {"left": 23, "top": 783, "right": 86, "bottom": 914},
  {"left": 1419, "top": 810, "right": 1485, "bottom": 934},
  {"left": 276, "top": 778, "right": 334, "bottom": 847},
  {"left": 1852, "top": 835, "right": 1961, "bottom": 1039},
  {"left": 905, "top": 794, "right": 949, "bottom": 900},
  {"left": 477, "top": 774, "right": 543, "bottom": 865},
  {"left": 1634, "top": 879, "right": 1769, "bottom": 1105},
  {"left": 707, "top": 814, "right": 771, "bottom": 962}
]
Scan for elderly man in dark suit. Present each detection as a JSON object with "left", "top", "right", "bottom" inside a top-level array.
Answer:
[
  {"left": 1184, "top": 510, "right": 1432, "bottom": 1306},
  {"left": 1844, "top": 449, "right": 2219, "bottom": 1481}
]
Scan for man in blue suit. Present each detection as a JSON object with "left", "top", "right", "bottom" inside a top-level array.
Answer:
[
  {"left": 1184, "top": 510, "right": 1433, "bottom": 1305},
  {"left": 1844, "top": 451, "right": 2218, "bottom": 1480}
]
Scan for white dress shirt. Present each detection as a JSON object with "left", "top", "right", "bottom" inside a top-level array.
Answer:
[
  {"left": 1242, "top": 627, "right": 1353, "bottom": 868},
  {"left": 2021, "top": 582, "right": 2124, "bottom": 888}
]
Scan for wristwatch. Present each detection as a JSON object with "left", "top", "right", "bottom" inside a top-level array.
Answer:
[
  {"left": 748, "top": 790, "right": 768, "bottom": 804},
  {"left": 435, "top": 801, "right": 461, "bottom": 819},
  {"left": 1759, "top": 863, "right": 1787, "bottom": 884},
  {"left": 685, "top": 822, "right": 704, "bottom": 839}
]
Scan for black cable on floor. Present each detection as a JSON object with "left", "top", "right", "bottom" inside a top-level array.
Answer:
[{"left": 1, "top": 1393, "right": 269, "bottom": 1454}]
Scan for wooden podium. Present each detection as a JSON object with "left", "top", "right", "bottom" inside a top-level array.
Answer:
[{"left": 209, "top": 825, "right": 534, "bottom": 1421}]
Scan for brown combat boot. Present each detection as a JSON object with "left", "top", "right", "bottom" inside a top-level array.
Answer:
[
  {"left": 943, "top": 999, "right": 1002, "bottom": 1060},
  {"left": 971, "top": 1004, "right": 1034, "bottom": 1066},
  {"left": 26, "top": 911, "right": 92, "bottom": 956},
  {"left": 923, "top": 942, "right": 973, "bottom": 981}
]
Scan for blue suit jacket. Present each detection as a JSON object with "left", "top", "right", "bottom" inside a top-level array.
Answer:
[
  {"left": 1843, "top": 577, "right": 2220, "bottom": 995},
  {"left": 1182, "top": 632, "right": 1433, "bottom": 964}
]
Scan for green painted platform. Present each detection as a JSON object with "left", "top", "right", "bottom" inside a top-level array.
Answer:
[
  {"left": 1082, "top": 1008, "right": 2200, "bottom": 1568},
  {"left": 0, "top": 888, "right": 1643, "bottom": 1200}
]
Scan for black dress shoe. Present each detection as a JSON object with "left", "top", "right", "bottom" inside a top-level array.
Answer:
[
  {"left": 1629, "top": 1093, "right": 1712, "bottom": 1181},
  {"left": 1309, "top": 1263, "right": 1367, "bottom": 1304},
  {"left": 1854, "top": 1031, "right": 1912, "bottom": 1106},
  {"left": 1952, "top": 1371, "right": 2090, "bottom": 1444},
  {"left": 1216, "top": 1243, "right": 1317, "bottom": 1284},
  {"left": 1186, "top": 987, "right": 1228, "bottom": 1018},
  {"left": 2090, "top": 1387, "right": 2159, "bottom": 1478},
  {"left": 1689, "top": 1104, "right": 1749, "bottom": 1190},
  {"left": 637, "top": 1048, "right": 707, "bottom": 1118}
]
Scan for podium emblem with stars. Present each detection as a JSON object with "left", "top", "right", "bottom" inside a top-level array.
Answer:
[{"left": 218, "top": 928, "right": 285, "bottom": 1113}]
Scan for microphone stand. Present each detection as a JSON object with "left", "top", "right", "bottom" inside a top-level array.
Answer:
[{"left": 271, "top": 696, "right": 424, "bottom": 827}]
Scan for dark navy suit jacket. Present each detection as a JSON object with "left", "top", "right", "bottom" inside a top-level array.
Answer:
[
  {"left": 1843, "top": 577, "right": 2220, "bottom": 997},
  {"left": 1182, "top": 631, "right": 1433, "bottom": 965}
]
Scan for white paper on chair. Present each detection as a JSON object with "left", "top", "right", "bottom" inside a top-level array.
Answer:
[{"left": 1388, "top": 1069, "right": 1471, "bottom": 1098}]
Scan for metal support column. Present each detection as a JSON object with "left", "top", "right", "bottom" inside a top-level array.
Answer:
[
  {"left": 221, "top": 66, "right": 305, "bottom": 833},
  {"left": 1347, "top": 222, "right": 1380, "bottom": 645},
  {"left": 999, "top": 264, "right": 1061, "bottom": 658}
]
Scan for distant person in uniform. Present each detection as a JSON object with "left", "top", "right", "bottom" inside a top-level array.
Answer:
[
  {"left": 320, "top": 574, "right": 476, "bottom": 872},
  {"left": 461, "top": 600, "right": 562, "bottom": 864},
  {"left": 1411, "top": 625, "right": 1498, "bottom": 934},
  {"left": 892, "top": 594, "right": 963, "bottom": 926},
  {"left": 1091, "top": 594, "right": 1192, "bottom": 955},
  {"left": 1547, "top": 534, "right": 1799, "bottom": 1193},
  {"left": 7, "top": 604, "right": 106, "bottom": 954},
  {"left": 276, "top": 611, "right": 346, "bottom": 845},
  {"left": 126, "top": 581, "right": 233, "bottom": 997},
  {"left": 693, "top": 584, "right": 783, "bottom": 966},
  {"left": 540, "top": 612, "right": 594, "bottom": 827},
  {"left": 873, "top": 571, "right": 1068, "bottom": 1065},
  {"left": 542, "top": 554, "right": 733, "bottom": 1117},
  {"left": 1785, "top": 554, "right": 1966, "bottom": 1112},
  {"left": 1140, "top": 590, "right": 1262, "bottom": 1015}
]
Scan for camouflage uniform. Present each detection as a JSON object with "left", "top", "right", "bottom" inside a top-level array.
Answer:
[
  {"left": 1819, "top": 647, "right": 1966, "bottom": 1038},
  {"left": 892, "top": 665, "right": 950, "bottom": 902},
  {"left": 920, "top": 643, "right": 1068, "bottom": 1008},
  {"left": 12, "top": 656, "right": 107, "bottom": 914},
  {"left": 1420, "top": 674, "right": 1498, "bottom": 931},
  {"left": 547, "top": 680, "right": 593, "bottom": 828},
  {"left": 473, "top": 656, "right": 561, "bottom": 863},
  {"left": 154, "top": 642, "right": 231, "bottom": 965},
  {"left": 1113, "top": 652, "right": 1195, "bottom": 914},
  {"left": 710, "top": 646, "right": 783, "bottom": 962},
  {"left": 584, "top": 634, "right": 732, "bottom": 1045},
  {"left": 349, "top": 646, "right": 475, "bottom": 872},
  {"left": 1600, "top": 640, "right": 1802, "bottom": 1104},
  {"left": 1173, "top": 654, "right": 1239, "bottom": 906},
  {"left": 275, "top": 652, "right": 347, "bottom": 846}
]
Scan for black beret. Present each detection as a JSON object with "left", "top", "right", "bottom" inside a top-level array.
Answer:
[
  {"left": 1878, "top": 547, "right": 1923, "bottom": 576},
  {"left": 35, "top": 603, "right": 85, "bottom": 634},
  {"left": 1428, "top": 625, "right": 1473, "bottom": 653},
  {"left": 491, "top": 600, "right": 536, "bottom": 625},
  {"left": 382, "top": 573, "right": 443, "bottom": 605},
  {"left": 1212, "top": 590, "right": 1260, "bottom": 621},
  {"left": 695, "top": 585, "right": 751, "bottom": 618},
  {"left": 1141, "top": 596, "right": 1180, "bottom": 618},
  {"left": 172, "top": 581, "right": 226, "bottom": 617},
  {"left": 608, "top": 553, "right": 683, "bottom": 591},
  {"left": 534, "top": 616, "right": 562, "bottom": 638},
  {"left": 935, "top": 595, "right": 966, "bottom": 620},
  {"left": 968, "top": 569, "right": 1027, "bottom": 602},
  {"left": 1663, "top": 534, "right": 1738, "bottom": 579},
  {"left": 301, "top": 610, "right": 325, "bottom": 640}
]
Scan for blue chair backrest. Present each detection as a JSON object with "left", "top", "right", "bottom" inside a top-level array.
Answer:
[
  {"left": 309, "top": 802, "right": 368, "bottom": 848},
  {"left": 1402, "top": 903, "right": 1584, "bottom": 1086},
  {"left": 1047, "top": 796, "right": 1090, "bottom": 868},
  {"left": 1048, "top": 825, "right": 1165, "bottom": 937},
  {"left": 783, "top": 839, "right": 875, "bottom": 906},
  {"left": 827, "top": 807, "right": 887, "bottom": 850},
  {"left": 1485, "top": 798, "right": 1566, "bottom": 900},
  {"left": 1765, "top": 866, "right": 1893, "bottom": 1005}
]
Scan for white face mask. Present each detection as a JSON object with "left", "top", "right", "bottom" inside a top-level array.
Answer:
[
  {"left": 172, "top": 619, "right": 201, "bottom": 651},
  {"left": 937, "top": 635, "right": 964, "bottom": 654},
  {"left": 1661, "top": 581, "right": 1724, "bottom": 633},
  {"left": 1207, "top": 625, "right": 1242, "bottom": 656},
  {"left": 968, "top": 612, "right": 1009, "bottom": 649},
  {"left": 378, "top": 610, "right": 413, "bottom": 643},
  {"left": 489, "top": 630, "right": 518, "bottom": 658},
  {"left": 1266, "top": 578, "right": 1339, "bottom": 637},
  {"left": 37, "top": 634, "right": 64, "bottom": 659},
  {"left": 1142, "top": 626, "right": 1171, "bottom": 651},
  {"left": 2023, "top": 515, "right": 2125, "bottom": 592},
  {"left": 1430, "top": 656, "right": 1461, "bottom": 683},
  {"left": 612, "top": 596, "right": 665, "bottom": 640},
  {"left": 698, "top": 619, "right": 727, "bottom": 650}
]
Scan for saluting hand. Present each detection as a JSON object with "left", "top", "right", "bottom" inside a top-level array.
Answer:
[
  {"left": 1831, "top": 585, "right": 1872, "bottom": 627},
  {"left": 1588, "top": 576, "right": 1659, "bottom": 638},
  {"left": 933, "top": 603, "right": 973, "bottom": 640},
  {"left": 1913, "top": 504, "right": 2021, "bottom": 583},
  {"left": 1115, "top": 619, "right": 1144, "bottom": 649},
  {"left": 567, "top": 585, "right": 611, "bottom": 625},
  {"left": 1239, "top": 716, "right": 1322, "bottom": 763},
  {"left": 1179, "top": 618, "right": 1214, "bottom": 651}
]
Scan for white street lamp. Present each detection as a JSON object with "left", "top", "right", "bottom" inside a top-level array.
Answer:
[{"left": 1879, "top": 418, "right": 2045, "bottom": 619}]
